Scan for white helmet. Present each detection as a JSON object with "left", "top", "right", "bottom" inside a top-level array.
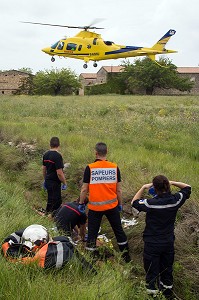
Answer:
[{"left": 21, "top": 224, "right": 49, "bottom": 249}]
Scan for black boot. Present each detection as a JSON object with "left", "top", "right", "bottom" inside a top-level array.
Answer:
[
  {"left": 119, "top": 243, "right": 131, "bottom": 263},
  {"left": 121, "top": 249, "right": 131, "bottom": 263}
]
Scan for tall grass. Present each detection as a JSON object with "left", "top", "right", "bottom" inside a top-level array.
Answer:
[{"left": 0, "top": 95, "right": 199, "bottom": 299}]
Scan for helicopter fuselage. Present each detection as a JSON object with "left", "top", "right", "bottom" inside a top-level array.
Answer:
[{"left": 42, "top": 29, "right": 177, "bottom": 68}]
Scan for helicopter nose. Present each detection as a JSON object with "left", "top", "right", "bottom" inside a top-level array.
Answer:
[{"left": 42, "top": 47, "right": 51, "bottom": 54}]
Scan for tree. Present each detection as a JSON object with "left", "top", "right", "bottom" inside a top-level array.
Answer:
[
  {"left": 33, "top": 68, "right": 81, "bottom": 96},
  {"left": 120, "top": 58, "right": 194, "bottom": 95},
  {"left": 18, "top": 68, "right": 33, "bottom": 75},
  {"left": 85, "top": 73, "right": 126, "bottom": 95}
]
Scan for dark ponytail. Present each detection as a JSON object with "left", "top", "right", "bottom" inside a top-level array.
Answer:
[{"left": 152, "top": 175, "right": 170, "bottom": 195}]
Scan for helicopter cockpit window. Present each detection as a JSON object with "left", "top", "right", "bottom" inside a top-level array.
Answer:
[
  {"left": 66, "top": 43, "right": 77, "bottom": 51},
  {"left": 104, "top": 41, "right": 113, "bottom": 46},
  {"left": 51, "top": 41, "right": 59, "bottom": 49},
  {"left": 78, "top": 45, "right": 82, "bottom": 51},
  {"left": 57, "top": 41, "right": 64, "bottom": 50}
]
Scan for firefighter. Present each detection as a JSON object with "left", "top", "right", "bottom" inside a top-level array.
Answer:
[
  {"left": 53, "top": 197, "right": 88, "bottom": 241},
  {"left": 42, "top": 137, "right": 67, "bottom": 214},
  {"left": 131, "top": 175, "right": 191, "bottom": 299},
  {"left": 78, "top": 142, "right": 130, "bottom": 263},
  {"left": 2, "top": 224, "right": 96, "bottom": 273}
]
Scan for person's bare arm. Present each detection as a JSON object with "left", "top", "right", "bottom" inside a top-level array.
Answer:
[
  {"left": 56, "top": 169, "right": 66, "bottom": 185},
  {"left": 73, "top": 225, "right": 79, "bottom": 235},
  {"left": 79, "top": 183, "right": 89, "bottom": 204},
  {"left": 79, "top": 224, "right": 86, "bottom": 240},
  {"left": 131, "top": 183, "right": 153, "bottom": 204},
  {"left": 169, "top": 181, "right": 191, "bottom": 189},
  {"left": 42, "top": 166, "right": 47, "bottom": 179}
]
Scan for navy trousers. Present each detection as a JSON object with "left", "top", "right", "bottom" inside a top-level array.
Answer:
[
  {"left": 143, "top": 242, "right": 174, "bottom": 294},
  {"left": 45, "top": 180, "right": 62, "bottom": 213},
  {"left": 86, "top": 207, "right": 130, "bottom": 261}
]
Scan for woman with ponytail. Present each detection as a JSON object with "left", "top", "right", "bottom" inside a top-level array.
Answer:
[{"left": 131, "top": 175, "right": 191, "bottom": 299}]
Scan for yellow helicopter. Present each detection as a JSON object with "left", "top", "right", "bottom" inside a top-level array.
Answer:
[{"left": 22, "top": 21, "right": 177, "bottom": 69}]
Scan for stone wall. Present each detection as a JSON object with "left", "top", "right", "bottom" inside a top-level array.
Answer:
[
  {"left": 0, "top": 70, "right": 30, "bottom": 95},
  {"left": 154, "top": 73, "right": 199, "bottom": 95},
  {"left": 96, "top": 68, "right": 108, "bottom": 84}
]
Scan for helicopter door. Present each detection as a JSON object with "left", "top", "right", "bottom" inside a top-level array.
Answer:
[{"left": 57, "top": 41, "right": 65, "bottom": 50}]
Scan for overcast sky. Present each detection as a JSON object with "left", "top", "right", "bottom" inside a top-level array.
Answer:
[{"left": 1, "top": 0, "right": 198, "bottom": 75}]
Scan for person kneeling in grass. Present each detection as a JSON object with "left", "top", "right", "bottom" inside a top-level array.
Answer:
[
  {"left": 53, "top": 197, "right": 88, "bottom": 242},
  {"left": 131, "top": 175, "right": 191, "bottom": 299}
]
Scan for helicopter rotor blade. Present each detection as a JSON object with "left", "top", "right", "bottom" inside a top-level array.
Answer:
[
  {"left": 20, "top": 21, "right": 81, "bottom": 29},
  {"left": 78, "top": 18, "right": 105, "bottom": 30},
  {"left": 20, "top": 20, "right": 105, "bottom": 30},
  {"left": 87, "top": 18, "right": 105, "bottom": 28}
]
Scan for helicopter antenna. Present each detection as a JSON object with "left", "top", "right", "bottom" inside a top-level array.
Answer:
[{"left": 20, "top": 19, "right": 105, "bottom": 31}]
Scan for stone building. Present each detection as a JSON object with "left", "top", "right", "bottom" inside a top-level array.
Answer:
[
  {"left": 0, "top": 70, "right": 31, "bottom": 95},
  {"left": 96, "top": 66, "right": 123, "bottom": 84},
  {"left": 154, "top": 67, "right": 199, "bottom": 95},
  {"left": 79, "top": 73, "right": 97, "bottom": 95},
  {"left": 177, "top": 67, "right": 199, "bottom": 94},
  {"left": 80, "top": 66, "right": 199, "bottom": 95},
  {"left": 79, "top": 73, "right": 97, "bottom": 86},
  {"left": 79, "top": 66, "right": 123, "bottom": 95}
]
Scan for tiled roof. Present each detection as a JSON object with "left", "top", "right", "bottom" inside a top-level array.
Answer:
[
  {"left": 177, "top": 67, "right": 199, "bottom": 73},
  {"left": 100, "top": 66, "right": 199, "bottom": 74},
  {"left": 79, "top": 73, "right": 97, "bottom": 79},
  {"left": 99, "top": 66, "right": 124, "bottom": 73}
]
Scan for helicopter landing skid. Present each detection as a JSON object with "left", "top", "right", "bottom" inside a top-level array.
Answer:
[{"left": 83, "top": 61, "right": 98, "bottom": 68}]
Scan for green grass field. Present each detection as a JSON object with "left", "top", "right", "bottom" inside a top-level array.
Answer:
[{"left": 0, "top": 95, "right": 199, "bottom": 300}]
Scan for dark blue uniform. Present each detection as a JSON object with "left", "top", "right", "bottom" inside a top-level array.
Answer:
[
  {"left": 132, "top": 186, "right": 191, "bottom": 295},
  {"left": 54, "top": 201, "right": 87, "bottom": 236},
  {"left": 43, "top": 150, "right": 64, "bottom": 212}
]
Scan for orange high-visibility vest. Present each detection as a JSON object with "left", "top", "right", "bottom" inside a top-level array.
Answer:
[{"left": 88, "top": 160, "right": 119, "bottom": 211}]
